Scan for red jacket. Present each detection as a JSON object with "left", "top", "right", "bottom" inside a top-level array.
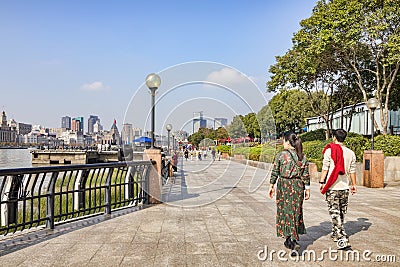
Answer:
[{"left": 321, "top": 143, "right": 345, "bottom": 194}]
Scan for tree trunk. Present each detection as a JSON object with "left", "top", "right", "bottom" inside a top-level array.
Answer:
[{"left": 347, "top": 104, "right": 356, "bottom": 133}]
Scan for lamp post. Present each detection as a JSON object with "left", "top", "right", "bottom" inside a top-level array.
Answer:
[
  {"left": 146, "top": 73, "right": 161, "bottom": 149},
  {"left": 166, "top": 124, "right": 172, "bottom": 155},
  {"left": 172, "top": 133, "right": 175, "bottom": 152},
  {"left": 366, "top": 97, "right": 379, "bottom": 150}
]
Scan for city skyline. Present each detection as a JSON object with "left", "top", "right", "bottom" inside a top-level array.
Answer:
[{"left": 0, "top": 1, "right": 317, "bottom": 131}]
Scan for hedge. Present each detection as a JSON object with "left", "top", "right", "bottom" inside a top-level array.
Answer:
[
  {"left": 373, "top": 135, "right": 400, "bottom": 156},
  {"left": 219, "top": 134, "right": 400, "bottom": 169},
  {"left": 299, "top": 129, "right": 326, "bottom": 142}
]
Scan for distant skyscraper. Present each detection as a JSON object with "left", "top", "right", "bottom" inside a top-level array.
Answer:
[
  {"left": 193, "top": 111, "right": 207, "bottom": 133},
  {"left": 72, "top": 117, "right": 84, "bottom": 132},
  {"left": 214, "top": 118, "right": 228, "bottom": 129},
  {"left": 93, "top": 120, "right": 103, "bottom": 133},
  {"left": 61, "top": 116, "right": 71, "bottom": 130},
  {"left": 122, "top": 123, "right": 133, "bottom": 144},
  {"left": 88, "top": 115, "right": 99, "bottom": 134}
]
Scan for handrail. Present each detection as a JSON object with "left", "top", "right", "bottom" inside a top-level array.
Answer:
[{"left": 0, "top": 161, "right": 152, "bottom": 236}]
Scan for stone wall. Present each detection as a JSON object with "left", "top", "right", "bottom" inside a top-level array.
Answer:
[{"left": 385, "top": 157, "right": 400, "bottom": 182}]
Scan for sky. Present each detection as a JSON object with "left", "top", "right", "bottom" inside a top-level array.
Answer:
[{"left": 0, "top": 0, "right": 317, "bottom": 136}]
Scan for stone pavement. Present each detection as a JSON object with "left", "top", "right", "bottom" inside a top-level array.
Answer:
[{"left": 0, "top": 158, "right": 399, "bottom": 266}]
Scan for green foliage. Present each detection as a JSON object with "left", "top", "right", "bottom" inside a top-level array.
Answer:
[
  {"left": 216, "top": 127, "right": 229, "bottom": 139},
  {"left": 228, "top": 115, "right": 247, "bottom": 138},
  {"left": 230, "top": 143, "right": 278, "bottom": 163},
  {"left": 346, "top": 132, "right": 364, "bottom": 138},
  {"left": 216, "top": 145, "right": 232, "bottom": 155},
  {"left": 188, "top": 127, "right": 222, "bottom": 147},
  {"left": 257, "top": 105, "right": 276, "bottom": 138},
  {"left": 268, "top": 89, "right": 314, "bottom": 134},
  {"left": 302, "top": 134, "right": 400, "bottom": 165},
  {"left": 299, "top": 129, "right": 327, "bottom": 142},
  {"left": 303, "top": 140, "right": 330, "bottom": 162},
  {"left": 242, "top": 113, "right": 261, "bottom": 139},
  {"left": 344, "top": 136, "right": 370, "bottom": 162},
  {"left": 268, "top": 0, "right": 400, "bottom": 134},
  {"left": 373, "top": 135, "right": 400, "bottom": 156}
]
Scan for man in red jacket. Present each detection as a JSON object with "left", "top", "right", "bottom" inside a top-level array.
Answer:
[{"left": 319, "top": 129, "right": 357, "bottom": 249}]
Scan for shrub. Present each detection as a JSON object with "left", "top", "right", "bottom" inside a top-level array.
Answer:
[
  {"left": 344, "top": 136, "right": 370, "bottom": 162},
  {"left": 299, "top": 129, "right": 326, "bottom": 142},
  {"left": 303, "top": 140, "right": 330, "bottom": 160},
  {"left": 216, "top": 145, "right": 232, "bottom": 156},
  {"left": 346, "top": 132, "right": 364, "bottom": 138},
  {"left": 373, "top": 135, "right": 400, "bottom": 156}
]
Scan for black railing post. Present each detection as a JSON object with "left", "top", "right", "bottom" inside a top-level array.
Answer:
[
  {"left": 144, "top": 162, "right": 154, "bottom": 205},
  {"left": 46, "top": 172, "right": 58, "bottom": 229},
  {"left": 7, "top": 175, "right": 23, "bottom": 225},
  {"left": 104, "top": 168, "right": 113, "bottom": 215},
  {"left": 77, "top": 170, "right": 89, "bottom": 210}
]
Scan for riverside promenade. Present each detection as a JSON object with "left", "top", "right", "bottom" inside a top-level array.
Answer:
[{"left": 0, "top": 158, "right": 399, "bottom": 266}]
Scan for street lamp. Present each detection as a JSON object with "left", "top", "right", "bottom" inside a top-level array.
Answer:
[
  {"left": 166, "top": 124, "right": 172, "bottom": 155},
  {"left": 146, "top": 73, "right": 161, "bottom": 148},
  {"left": 366, "top": 97, "right": 379, "bottom": 150}
]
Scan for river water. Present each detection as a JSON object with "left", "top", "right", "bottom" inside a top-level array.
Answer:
[{"left": 0, "top": 149, "right": 32, "bottom": 169}]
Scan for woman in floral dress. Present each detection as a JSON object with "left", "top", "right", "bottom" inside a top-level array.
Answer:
[{"left": 268, "top": 132, "right": 310, "bottom": 252}]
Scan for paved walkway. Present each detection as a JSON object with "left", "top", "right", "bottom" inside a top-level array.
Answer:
[{"left": 0, "top": 158, "right": 399, "bottom": 266}]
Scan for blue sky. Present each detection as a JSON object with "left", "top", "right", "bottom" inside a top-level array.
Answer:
[{"left": 0, "top": 0, "right": 317, "bottom": 134}]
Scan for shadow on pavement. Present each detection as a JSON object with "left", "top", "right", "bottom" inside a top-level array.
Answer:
[
  {"left": 300, "top": 217, "right": 372, "bottom": 252},
  {"left": 0, "top": 205, "right": 147, "bottom": 257}
]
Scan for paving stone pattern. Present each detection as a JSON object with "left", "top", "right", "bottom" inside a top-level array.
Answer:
[{"left": 1, "top": 158, "right": 399, "bottom": 266}]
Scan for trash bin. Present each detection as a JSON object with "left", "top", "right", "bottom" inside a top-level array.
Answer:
[{"left": 363, "top": 150, "right": 384, "bottom": 188}]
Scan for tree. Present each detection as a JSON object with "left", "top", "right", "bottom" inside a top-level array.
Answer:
[
  {"left": 228, "top": 115, "right": 247, "bottom": 138},
  {"left": 257, "top": 105, "right": 276, "bottom": 140},
  {"left": 267, "top": 89, "right": 314, "bottom": 135},
  {"left": 241, "top": 113, "right": 261, "bottom": 139},
  {"left": 187, "top": 127, "right": 223, "bottom": 147},
  {"left": 268, "top": 0, "right": 400, "bottom": 135},
  {"left": 216, "top": 127, "right": 229, "bottom": 140},
  {"left": 187, "top": 131, "right": 204, "bottom": 147},
  {"left": 308, "top": 0, "right": 398, "bottom": 134}
]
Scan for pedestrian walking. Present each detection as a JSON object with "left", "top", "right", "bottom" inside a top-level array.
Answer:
[
  {"left": 319, "top": 129, "right": 357, "bottom": 249},
  {"left": 268, "top": 132, "right": 310, "bottom": 253},
  {"left": 211, "top": 149, "right": 216, "bottom": 160},
  {"left": 184, "top": 149, "right": 189, "bottom": 161}
]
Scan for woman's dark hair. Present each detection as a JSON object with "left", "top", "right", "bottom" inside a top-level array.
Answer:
[{"left": 284, "top": 132, "right": 304, "bottom": 161}]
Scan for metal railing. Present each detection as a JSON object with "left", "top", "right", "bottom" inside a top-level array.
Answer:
[
  {"left": 161, "top": 158, "right": 172, "bottom": 185},
  {"left": 0, "top": 161, "right": 152, "bottom": 235}
]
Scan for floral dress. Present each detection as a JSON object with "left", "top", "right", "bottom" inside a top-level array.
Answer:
[{"left": 270, "top": 149, "right": 310, "bottom": 240}]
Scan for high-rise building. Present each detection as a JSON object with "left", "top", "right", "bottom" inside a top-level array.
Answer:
[
  {"left": 93, "top": 120, "right": 103, "bottom": 133},
  {"left": 214, "top": 118, "right": 228, "bottom": 129},
  {"left": 0, "top": 111, "right": 17, "bottom": 143},
  {"left": 132, "top": 127, "right": 142, "bottom": 139},
  {"left": 122, "top": 123, "right": 133, "bottom": 144},
  {"left": 88, "top": 115, "right": 99, "bottom": 134},
  {"left": 17, "top": 123, "right": 32, "bottom": 135},
  {"left": 193, "top": 111, "right": 207, "bottom": 133},
  {"left": 72, "top": 117, "right": 84, "bottom": 132},
  {"left": 61, "top": 116, "right": 71, "bottom": 130}
]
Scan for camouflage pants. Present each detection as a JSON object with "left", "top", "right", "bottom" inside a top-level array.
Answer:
[{"left": 326, "top": 189, "right": 349, "bottom": 241}]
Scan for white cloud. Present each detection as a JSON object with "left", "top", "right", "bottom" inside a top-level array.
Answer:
[
  {"left": 81, "top": 81, "right": 109, "bottom": 91},
  {"left": 206, "top": 68, "right": 250, "bottom": 88}
]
